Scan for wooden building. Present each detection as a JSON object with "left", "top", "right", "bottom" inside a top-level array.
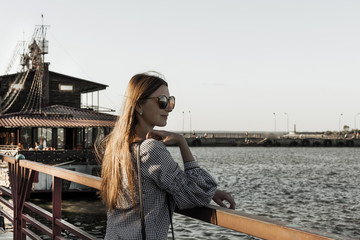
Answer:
[{"left": 0, "top": 64, "right": 117, "bottom": 151}]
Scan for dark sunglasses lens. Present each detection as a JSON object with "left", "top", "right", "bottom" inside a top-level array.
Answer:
[{"left": 158, "top": 96, "right": 168, "bottom": 109}]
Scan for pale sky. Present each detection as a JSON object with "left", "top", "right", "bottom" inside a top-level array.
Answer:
[{"left": 1, "top": 0, "right": 360, "bottom": 132}]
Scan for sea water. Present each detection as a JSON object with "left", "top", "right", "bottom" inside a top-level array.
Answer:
[{"left": 169, "top": 147, "right": 360, "bottom": 239}]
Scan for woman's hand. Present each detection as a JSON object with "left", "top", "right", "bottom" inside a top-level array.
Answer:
[
  {"left": 147, "top": 130, "right": 194, "bottom": 163},
  {"left": 212, "top": 189, "right": 236, "bottom": 209},
  {"left": 146, "top": 130, "right": 183, "bottom": 145}
]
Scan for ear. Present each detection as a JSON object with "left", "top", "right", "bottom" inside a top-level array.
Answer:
[{"left": 135, "top": 104, "right": 143, "bottom": 115}]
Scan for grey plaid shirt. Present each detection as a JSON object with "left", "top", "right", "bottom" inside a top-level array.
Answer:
[{"left": 105, "top": 139, "right": 217, "bottom": 240}]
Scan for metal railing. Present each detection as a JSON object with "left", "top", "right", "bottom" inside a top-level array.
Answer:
[
  {"left": 0, "top": 154, "right": 352, "bottom": 240},
  {"left": 0, "top": 145, "right": 17, "bottom": 150}
]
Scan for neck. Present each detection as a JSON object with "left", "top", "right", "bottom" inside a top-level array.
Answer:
[{"left": 134, "top": 122, "right": 153, "bottom": 142}]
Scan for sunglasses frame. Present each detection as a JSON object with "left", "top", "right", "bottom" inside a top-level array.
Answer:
[{"left": 147, "top": 95, "right": 175, "bottom": 109}]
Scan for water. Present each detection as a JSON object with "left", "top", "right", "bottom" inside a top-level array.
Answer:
[
  {"left": 32, "top": 147, "right": 360, "bottom": 239},
  {"left": 168, "top": 147, "right": 360, "bottom": 239},
  {"left": 28, "top": 197, "right": 107, "bottom": 239}
]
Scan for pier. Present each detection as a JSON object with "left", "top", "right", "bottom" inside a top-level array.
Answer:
[
  {"left": 0, "top": 153, "right": 352, "bottom": 240},
  {"left": 184, "top": 131, "right": 360, "bottom": 147}
]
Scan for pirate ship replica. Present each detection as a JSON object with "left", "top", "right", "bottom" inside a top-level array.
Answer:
[{"left": 0, "top": 18, "right": 117, "bottom": 192}]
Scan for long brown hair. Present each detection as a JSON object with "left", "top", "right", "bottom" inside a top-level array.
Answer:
[{"left": 97, "top": 72, "right": 168, "bottom": 211}]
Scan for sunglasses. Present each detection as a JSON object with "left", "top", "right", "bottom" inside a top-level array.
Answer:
[{"left": 148, "top": 95, "right": 175, "bottom": 109}]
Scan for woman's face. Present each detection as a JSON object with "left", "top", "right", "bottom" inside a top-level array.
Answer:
[{"left": 139, "top": 85, "right": 173, "bottom": 129}]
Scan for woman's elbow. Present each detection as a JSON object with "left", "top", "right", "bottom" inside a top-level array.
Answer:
[{"left": 175, "top": 196, "right": 212, "bottom": 210}]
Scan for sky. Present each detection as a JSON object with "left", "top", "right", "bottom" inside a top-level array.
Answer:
[{"left": 1, "top": 0, "right": 360, "bottom": 132}]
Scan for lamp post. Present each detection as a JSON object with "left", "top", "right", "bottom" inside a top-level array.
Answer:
[
  {"left": 182, "top": 111, "right": 185, "bottom": 135},
  {"left": 273, "top": 113, "right": 276, "bottom": 133},
  {"left": 354, "top": 113, "right": 360, "bottom": 130},
  {"left": 189, "top": 110, "right": 192, "bottom": 135},
  {"left": 338, "top": 113, "right": 343, "bottom": 132},
  {"left": 284, "top": 112, "right": 289, "bottom": 133}
]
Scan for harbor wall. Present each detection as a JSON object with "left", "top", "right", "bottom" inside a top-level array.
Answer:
[{"left": 186, "top": 137, "right": 360, "bottom": 147}]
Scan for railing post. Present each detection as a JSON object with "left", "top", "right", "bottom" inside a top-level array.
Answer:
[
  {"left": 52, "top": 176, "right": 62, "bottom": 239},
  {"left": 13, "top": 155, "right": 21, "bottom": 239},
  {"left": 8, "top": 154, "right": 34, "bottom": 240}
]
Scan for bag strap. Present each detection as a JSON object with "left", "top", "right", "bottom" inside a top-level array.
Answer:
[
  {"left": 136, "top": 142, "right": 175, "bottom": 240},
  {"left": 136, "top": 144, "right": 146, "bottom": 240},
  {"left": 167, "top": 194, "right": 175, "bottom": 240}
]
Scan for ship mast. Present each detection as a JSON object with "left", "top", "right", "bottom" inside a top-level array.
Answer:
[
  {"left": 38, "top": 14, "right": 49, "bottom": 63},
  {"left": 37, "top": 14, "right": 50, "bottom": 113},
  {"left": 21, "top": 15, "right": 50, "bottom": 113}
]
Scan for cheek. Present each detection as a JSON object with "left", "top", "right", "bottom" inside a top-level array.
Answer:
[{"left": 143, "top": 108, "right": 159, "bottom": 122}]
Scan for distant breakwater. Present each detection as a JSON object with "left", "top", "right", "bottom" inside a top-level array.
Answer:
[{"left": 185, "top": 136, "right": 360, "bottom": 147}]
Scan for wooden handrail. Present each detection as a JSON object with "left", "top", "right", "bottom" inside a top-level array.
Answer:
[
  {"left": 0, "top": 154, "right": 16, "bottom": 164},
  {"left": 0, "top": 153, "right": 353, "bottom": 240},
  {"left": 19, "top": 160, "right": 101, "bottom": 190},
  {"left": 175, "top": 206, "right": 350, "bottom": 240}
]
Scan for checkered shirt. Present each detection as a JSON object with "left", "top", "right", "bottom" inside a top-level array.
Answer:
[{"left": 104, "top": 139, "right": 217, "bottom": 240}]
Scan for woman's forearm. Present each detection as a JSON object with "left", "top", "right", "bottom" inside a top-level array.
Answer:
[{"left": 178, "top": 136, "right": 195, "bottom": 163}]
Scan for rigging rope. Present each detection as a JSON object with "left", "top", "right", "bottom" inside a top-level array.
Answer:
[
  {"left": 30, "top": 70, "right": 41, "bottom": 111},
  {"left": 1, "top": 65, "right": 31, "bottom": 109},
  {"left": 2, "top": 25, "right": 48, "bottom": 114},
  {"left": 21, "top": 69, "right": 41, "bottom": 113},
  {"left": 0, "top": 68, "right": 31, "bottom": 113},
  {"left": 4, "top": 42, "right": 22, "bottom": 75},
  {"left": 2, "top": 71, "right": 24, "bottom": 101},
  {"left": 0, "top": 46, "right": 39, "bottom": 114}
]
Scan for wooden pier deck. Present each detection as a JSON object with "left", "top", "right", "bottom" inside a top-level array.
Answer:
[{"left": 0, "top": 232, "right": 13, "bottom": 240}]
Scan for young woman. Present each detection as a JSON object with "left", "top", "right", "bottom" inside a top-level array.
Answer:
[{"left": 99, "top": 72, "right": 235, "bottom": 239}]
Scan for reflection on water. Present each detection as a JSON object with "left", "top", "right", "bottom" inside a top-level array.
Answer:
[
  {"left": 32, "top": 147, "right": 360, "bottom": 239},
  {"left": 30, "top": 197, "right": 107, "bottom": 239}
]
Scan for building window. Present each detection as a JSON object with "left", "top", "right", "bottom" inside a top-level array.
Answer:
[
  {"left": 97, "top": 127, "right": 105, "bottom": 142},
  {"left": 57, "top": 128, "right": 64, "bottom": 149},
  {"left": 0, "top": 130, "right": 16, "bottom": 145},
  {"left": 59, "top": 84, "right": 73, "bottom": 92},
  {"left": 38, "top": 128, "right": 53, "bottom": 149},
  {"left": 84, "top": 128, "right": 93, "bottom": 149},
  {"left": 20, "top": 127, "right": 32, "bottom": 149},
  {"left": 76, "top": 128, "right": 84, "bottom": 149}
]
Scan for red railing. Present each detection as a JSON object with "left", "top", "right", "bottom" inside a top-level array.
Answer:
[
  {"left": 0, "top": 154, "right": 100, "bottom": 239},
  {"left": 0, "top": 154, "right": 352, "bottom": 240}
]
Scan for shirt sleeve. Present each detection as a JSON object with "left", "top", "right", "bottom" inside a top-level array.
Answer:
[{"left": 140, "top": 139, "right": 217, "bottom": 209}]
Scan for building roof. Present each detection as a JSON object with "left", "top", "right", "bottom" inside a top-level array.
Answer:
[
  {"left": 0, "top": 105, "right": 117, "bottom": 128},
  {"left": 49, "top": 71, "right": 108, "bottom": 93},
  {"left": 0, "top": 70, "right": 108, "bottom": 93}
]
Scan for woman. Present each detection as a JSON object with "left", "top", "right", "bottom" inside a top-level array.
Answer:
[{"left": 99, "top": 72, "right": 235, "bottom": 239}]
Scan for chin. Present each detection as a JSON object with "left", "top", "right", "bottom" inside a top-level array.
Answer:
[{"left": 157, "top": 121, "right": 167, "bottom": 127}]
